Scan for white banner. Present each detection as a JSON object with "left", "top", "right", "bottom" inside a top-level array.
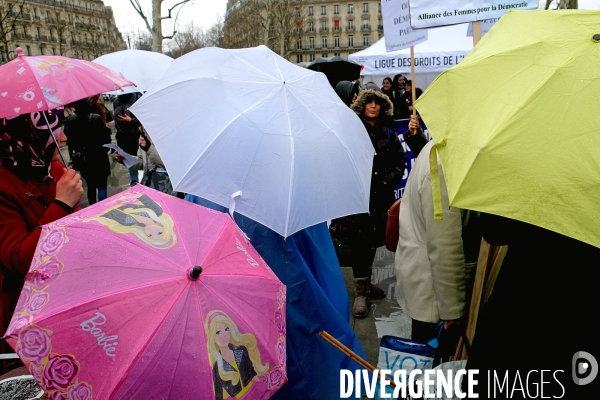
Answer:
[
  {"left": 409, "top": 0, "right": 538, "bottom": 29},
  {"left": 382, "top": 0, "right": 428, "bottom": 52},
  {"left": 352, "top": 50, "right": 467, "bottom": 76},
  {"left": 467, "top": 18, "right": 499, "bottom": 36}
]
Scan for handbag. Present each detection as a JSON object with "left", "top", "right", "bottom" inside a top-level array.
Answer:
[
  {"left": 385, "top": 198, "right": 401, "bottom": 252},
  {"left": 373, "top": 322, "right": 443, "bottom": 399}
]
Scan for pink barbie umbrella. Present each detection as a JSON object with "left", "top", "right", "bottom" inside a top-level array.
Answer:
[
  {"left": 0, "top": 47, "right": 135, "bottom": 119},
  {"left": 3, "top": 186, "right": 287, "bottom": 400}
]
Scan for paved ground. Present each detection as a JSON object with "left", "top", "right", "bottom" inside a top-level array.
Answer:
[{"left": 62, "top": 101, "right": 412, "bottom": 368}]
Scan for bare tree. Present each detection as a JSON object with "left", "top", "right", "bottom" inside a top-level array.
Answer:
[
  {"left": 128, "top": 0, "right": 191, "bottom": 53},
  {"left": 222, "top": 0, "right": 305, "bottom": 58},
  {"left": 164, "top": 21, "right": 205, "bottom": 58},
  {"left": 205, "top": 16, "right": 223, "bottom": 48},
  {"left": 132, "top": 31, "right": 153, "bottom": 51},
  {"left": 0, "top": 0, "right": 26, "bottom": 63}
]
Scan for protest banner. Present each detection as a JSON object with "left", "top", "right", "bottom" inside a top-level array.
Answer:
[
  {"left": 409, "top": 0, "right": 538, "bottom": 29},
  {"left": 382, "top": 0, "right": 428, "bottom": 52}
]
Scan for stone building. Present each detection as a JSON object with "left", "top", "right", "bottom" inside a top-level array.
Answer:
[
  {"left": 0, "top": 0, "right": 126, "bottom": 64},
  {"left": 224, "top": 0, "right": 383, "bottom": 64}
]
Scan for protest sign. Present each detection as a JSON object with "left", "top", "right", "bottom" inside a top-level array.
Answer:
[
  {"left": 382, "top": 0, "right": 428, "bottom": 52},
  {"left": 394, "top": 118, "right": 430, "bottom": 200},
  {"left": 409, "top": 0, "right": 538, "bottom": 29}
]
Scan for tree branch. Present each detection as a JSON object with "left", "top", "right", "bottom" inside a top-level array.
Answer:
[
  {"left": 129, "top": 0, "right": 154, "bottom": 33},
  {"left": 161, "top": 0, "right": 191, "bottom": 20}
]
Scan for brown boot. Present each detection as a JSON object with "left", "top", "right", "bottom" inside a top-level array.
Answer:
[
  {"left": 368, "top": 283, "right": 386, "bottom": 299},
  {"left": 353, "top": 278, "right": 369, "bottom": 319}
]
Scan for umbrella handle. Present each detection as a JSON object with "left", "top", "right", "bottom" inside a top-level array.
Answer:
[
  {"left": 318, "top": 330, "right": 396, "bottom": 389},
  {"left": 42, "top": 112, "right": 68, "bottom": 168}
]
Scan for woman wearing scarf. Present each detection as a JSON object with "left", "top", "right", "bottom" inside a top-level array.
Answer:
[{"left": 0, "top": 110, "right": 83, "bottom": 374}]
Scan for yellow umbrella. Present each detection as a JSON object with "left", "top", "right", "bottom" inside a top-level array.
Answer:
[{"left": 416, "top": 10, "right": 600, "bottom": 248}]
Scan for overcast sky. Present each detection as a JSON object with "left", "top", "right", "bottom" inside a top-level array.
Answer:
[
  {"left": 103, "top": 0, "right": 228, "bottom": 44},
  {"left": 103, "top": 0, "right": 600, "bottom": 47}
]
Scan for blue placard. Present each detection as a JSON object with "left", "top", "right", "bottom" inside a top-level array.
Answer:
[{"left": 394, "top": 118, "right": 430, "bottom": 200}]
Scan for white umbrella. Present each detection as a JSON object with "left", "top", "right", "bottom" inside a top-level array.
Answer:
[
  {"left": 93, "top": 49, "right": 173, "bottom": 94},
  {"left": 130, "top": 45, "right": 374, "bottom": 237}
]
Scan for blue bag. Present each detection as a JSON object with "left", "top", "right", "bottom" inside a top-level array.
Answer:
[{"left": 372, "top": 322, "right": 443, "bottom": 399}]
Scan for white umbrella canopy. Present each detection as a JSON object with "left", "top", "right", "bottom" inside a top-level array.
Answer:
[
  {"left": 93, "top": 49, "right": 173, "bottom": 94},
  {"left": 130, "top": 45, "right": 374, "bottom": 237}
]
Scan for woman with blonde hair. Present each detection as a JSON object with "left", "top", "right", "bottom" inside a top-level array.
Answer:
[
  {"left": 205, "top": 310, "right": 268, "bottom": 400},
  {"left": 87, "top": 193, "right": 176, "bottom": 249}
]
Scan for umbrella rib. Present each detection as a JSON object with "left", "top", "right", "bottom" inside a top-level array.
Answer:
[
  {"left": 177, "top": 90, "right": 278, "bottom": 189},
  {"left": 64, "top": 222, "right": 187, "bottom": 272},
  {"left": 285, "top": 86, "right": 371, "bottom": 203},
  {"left": 108, "top": 281, "right": 191, "bottom": 399},
  {"left": 282, "top": 85, "right": 295, "bottom": 237},
  {"left": 479, "top": 41, "right": 591, "bottom": 152}
]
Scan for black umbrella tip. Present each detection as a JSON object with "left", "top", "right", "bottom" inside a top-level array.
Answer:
[
  {"left": 593, "top": 34, "right": 600, "bottom": 42},
  {"left": 189, "top": 265, "right": 203, "bottom": 280}
]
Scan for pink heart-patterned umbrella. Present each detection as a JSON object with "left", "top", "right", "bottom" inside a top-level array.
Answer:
[
  {"left": 3, "top": 186, "right": 287, "bottom": 400},
  {"left": 0, "top": 47, "right": 135, "bottom": 119}
]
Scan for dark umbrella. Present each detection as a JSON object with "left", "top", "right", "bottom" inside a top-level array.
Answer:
[{"left": 306, "top": 56, "right": 362, "bottom": 88}]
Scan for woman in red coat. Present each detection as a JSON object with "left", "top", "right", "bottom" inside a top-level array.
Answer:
[{"left": 0, "top": 110, "right": 83, "bottom": 374}]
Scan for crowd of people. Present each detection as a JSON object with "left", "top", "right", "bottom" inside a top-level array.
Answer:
[{"left": 1, "top": 69, "right": 595, "bottom": 399}]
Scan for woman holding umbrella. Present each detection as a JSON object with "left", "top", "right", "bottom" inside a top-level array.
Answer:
[
  {"left": 330, "top": 89, "right": 416, "bottom": 318},
  {"left": 0, "top": 111, "right": 83, "bottom": 373}
]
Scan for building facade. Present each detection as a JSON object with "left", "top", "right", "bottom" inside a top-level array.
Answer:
[
  {"left": 0, "top": 0, "right": 126, "bottom": 64},
  {"left": 224, "top": 0, "right": 382, "bottom": 64},
  {"left": 292, "top": 0, "right": 382, "bottom": 64}
]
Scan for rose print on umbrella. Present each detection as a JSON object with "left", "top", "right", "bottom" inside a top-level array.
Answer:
[
  {"left": 6, "top": 312, "right": 31, "bottom": 334},
  {"left": 16, "top": 325, "right": 52, "bottom": 366},
  {"left": 26, "top": 257, "right": 64, "bottom": 290},
  {"left": 43, "top": 353, "right": 80, "bottom": 392},
  {"left": 37, "top": 228, "right": 69, "bottom": 259},
  {"left": 68, "top": 382, "right": 93, "bottom": 400},
  {"left": 26, "top": 291, "right": 50, "bottom": 315},
  {"left": 15, "top": 283, "right": 33, "bottom": 312}
]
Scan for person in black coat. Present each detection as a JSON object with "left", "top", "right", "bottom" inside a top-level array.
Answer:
[
  {"left": 64, "top": 98, "right": 111, "bottom": 205},
  {"left": 113, "top": 93, "right": 142, "bottom": 186},
  {"left": 330, "top": 89, "right": 426, "bottom": 319},
  {"left": 465, "top": 214, "right": 598, "bottom": 398}
]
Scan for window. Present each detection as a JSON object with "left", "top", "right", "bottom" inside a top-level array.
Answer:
[
  {"left": 321, "top": 21, "right": 327, "bottom": 31},
  {"left": 322, "top": 53, "right": 328, "bottom": 58},
  {"left": 334, "top": 52, "right": 340, "bottom": 56},
  {"left": 296, "top": 38, "right": 302, "bottom": 49},
  {"left": 309, "top": 37, "right": 314, "bottom": 49},
  {"left": 296, "top": 22, "right": 302, "bottom": 32},
  {"left": 322, "top": 37, "right": 327, "bottom": 48},
  {"left": 333, "top": 19, "right": 340, "bottom": 31},
  {"left": 379, "top": 3, "right": 381, "bottom": 13},
  {"left": 334, "top": 36, "right": 340, "bottom": 47},
  {"left": 348, "top": 20, "right": 354, "bottom": 29},
  {"left": 46, "top": 10, "right": 51, "bottom": 19},
  {"left": 297, "top": 54, "right": 303, "bottom": 63},
  {"left": 363, "top": 3, "right": 369, "bottom": 13},
  {"left": 52, "top": 48, "right": 56, "bottom": 55},
  {"left": 68, "top": 14, "right": 72, "bottom": 23},
  {"left": 33, "top": 8, "right": 39, "bottom": 18},
  {"left": 25, "top": 45, "right": 31, "bottom": 55},
  {"left": 321, "top": 5, "right": 326, "bottom": 15},
  {"left": 40, "top": 47, "right": 43, "bottom": 55},
  {"left": 363, "top": 19, "right": 369, "bottom": 28},
  {"left": 36, "top": 27, "right": 41, "bottom": 39},
  {"left": 348, "top": 36, "right": 354, "bottom": 47},
  {"left": 308, "top": 21, "right": 314, "bottom": 32},
  {"left": 334, "top": 5, "right": 339, "bottom": 14},
  {"left": 310, "top": 53, "right": 316, "bottom": 62},
  {"left": 308, "top": 6, "right": 313, "bottom": 15},
  {"left": 363, "top": 35, "right": 369, "bottom": 46},
  {"left": 348, "top": 4, "right": 353, "bottom": 14}
]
